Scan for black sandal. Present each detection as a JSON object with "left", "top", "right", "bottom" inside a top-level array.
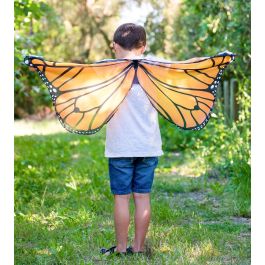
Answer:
[
  {"left": 100, "top": 245, "right": 127, "bottom": 256},
  {"left": 126, "top": 246, "right": 144, "bottom": 254}
]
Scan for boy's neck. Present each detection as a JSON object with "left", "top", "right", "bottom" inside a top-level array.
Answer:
[{"left": 115, "top": 50, "right": 144, "bottom": 59}]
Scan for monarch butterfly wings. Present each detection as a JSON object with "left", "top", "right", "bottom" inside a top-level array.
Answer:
[
  {"left": 137, "top": 52, "right": 235, "bottom": 130},
  {"left": 24, "top": 56, "right": 135, "bottom": 134},
  {"left": 24, "top": 51, "right": 235, "bottom": 134}
]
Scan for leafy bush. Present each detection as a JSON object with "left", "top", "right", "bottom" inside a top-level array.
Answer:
[{"left": 160, "top": 106, "right": 250, "bottom": 216}]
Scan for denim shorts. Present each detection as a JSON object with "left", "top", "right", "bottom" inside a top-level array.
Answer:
[{"left": 108, "top": 157, "right": 159, "bottom": 195}]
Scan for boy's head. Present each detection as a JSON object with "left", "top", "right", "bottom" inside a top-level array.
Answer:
[{"left": 112, "top": 23, "right": 146, "bottom": 58}]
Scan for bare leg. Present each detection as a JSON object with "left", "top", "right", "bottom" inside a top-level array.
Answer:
[
  {"left": 114, "top": 194, "right": 131, "bottom": 252},
  {"left": 132, "top": 192, "right": 151, "bottom": 252}
]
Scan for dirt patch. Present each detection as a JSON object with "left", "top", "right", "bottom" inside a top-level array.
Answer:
[
  {"left": 183, "top": 191, "right": 206, "bottom": 201},
  {"left": 198, "top": 217, "right": 251, "bottom": 227},
  {"left": 230, "top": 216, "right": 251, "bottom": 226}
]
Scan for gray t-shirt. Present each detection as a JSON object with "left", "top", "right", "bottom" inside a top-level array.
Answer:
[{"left": 104, "top": 55, "right": 166, "bottom": 158}]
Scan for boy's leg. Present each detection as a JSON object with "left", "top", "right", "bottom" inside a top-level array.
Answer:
[
  {"left": 108, "top": 157, "right": 134, "bottom": 252},
  {"left": 131, "top": 157, "right": 159, "bottom": 252},
  {"left": 114, "top": 193, "right": 131, "bottom": 252},
  {"left": 132, "top": 192, "right": 151, "bottom": 252}
]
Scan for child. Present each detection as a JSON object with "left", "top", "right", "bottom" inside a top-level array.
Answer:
[{"left": 101, "top": 23, "right": 164, "bottom": 255}]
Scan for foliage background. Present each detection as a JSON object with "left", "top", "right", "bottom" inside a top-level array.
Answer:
[{"left": 15, "top": 0, "right": 251, "bottom": 243}]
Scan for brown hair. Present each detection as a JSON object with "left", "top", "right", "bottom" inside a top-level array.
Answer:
[{"left": 113, "top": 23, "right": 146, "bottom": 50}]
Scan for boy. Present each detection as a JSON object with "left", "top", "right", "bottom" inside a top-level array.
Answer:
[{"left": 101, "top": 23, "right": 164, "bottom": 255}]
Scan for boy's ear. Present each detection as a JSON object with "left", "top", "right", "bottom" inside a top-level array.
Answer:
[
  {"left": 141, "top": 44, "right": 147, "bottom": 54},
  {"left": 112, "top": 42, "right": 117, "bottom": 52}
]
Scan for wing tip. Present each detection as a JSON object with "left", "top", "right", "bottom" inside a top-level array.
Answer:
[
  {"left": 23, "top": 55, "right": 44, "bottom": 66},
  {"left": 215, "top": 51, "right": 236, "bottom": 62}
]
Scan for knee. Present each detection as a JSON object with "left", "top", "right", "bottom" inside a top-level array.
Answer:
[
  {"left": 114, "top": 194, "right": 131, "bottom": 201},
  {"left": 133, "top": 192, "right": 150, "bottom": 200}
]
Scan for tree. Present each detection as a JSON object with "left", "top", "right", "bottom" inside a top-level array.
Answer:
[{"left": 14, "top": 0, "right": 126, "bottom": 117}]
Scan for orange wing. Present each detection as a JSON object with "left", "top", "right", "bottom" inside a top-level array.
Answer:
[
  {"left": 24, "top": 56, "right": 135, "bottom": 134},
  {"left": 137, "top": 52, "right": 235, "bottom": 130}
]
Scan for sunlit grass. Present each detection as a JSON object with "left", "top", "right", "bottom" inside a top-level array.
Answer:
[
  {"left": 14, "top": 118, "right": 65, "bottom": 136},
  {"left": 15, "top": 120, "right": 250, "bottom": 264}
]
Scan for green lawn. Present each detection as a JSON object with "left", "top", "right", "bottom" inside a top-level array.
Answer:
[{"left": 15, "top": 126, "right": 250, "bottom": 264}]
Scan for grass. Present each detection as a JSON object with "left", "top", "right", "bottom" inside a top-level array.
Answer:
[{"left": 15, "top": 120, "right": 250, "bottom": 264}]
